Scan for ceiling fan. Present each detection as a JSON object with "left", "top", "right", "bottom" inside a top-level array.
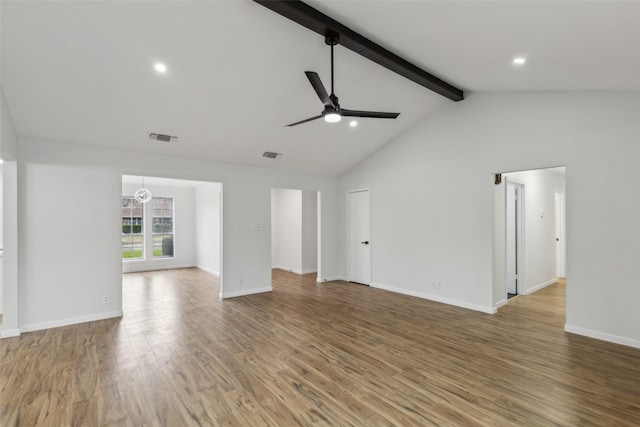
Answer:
[{"left": 286, "top": 31, "right": 400, "bottom": 127}]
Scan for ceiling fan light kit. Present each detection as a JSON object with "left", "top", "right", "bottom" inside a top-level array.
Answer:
[{"left": 324, "top": 112, "right": 341, "bottom": 123}]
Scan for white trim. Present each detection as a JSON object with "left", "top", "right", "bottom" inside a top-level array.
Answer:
[
  {"left": 522, "top": 278, "right": 557, "bottom": 295},
  {"left": 495, "top": 299, "right": 508, "bottom": 309},
  {"left": 197, "top": 265, "right": 220, "bottom": 276},
  {"left": 272, "top": 266, "right": 318, "bottom": 275},
  {"left": 20, "top": 310, "right": 123, "bottom": 333},
  {"left": 317, "top": 275, "right": 346, "bottom": 283},
  {"left": 565, "top": 324, "right": 640, "bottom": 350},
  {"left": 0, "top": 328, "right": 21, "bottom": 338},
  {"left": 123, "top": 262, "right": 196, "bottom": 273},
  {"left": 221, "top": 286, "right": 271, "bottom": 299},
  {"left": 371, "top": 282, "right": 496, "bottom": 314}
]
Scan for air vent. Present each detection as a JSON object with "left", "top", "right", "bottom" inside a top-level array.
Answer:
[
  {"left": 149, "top": 133, "right": 178, "bottom": 143},
  {"left": 263, "top": 152, "right": 281, "bottom": 159}
]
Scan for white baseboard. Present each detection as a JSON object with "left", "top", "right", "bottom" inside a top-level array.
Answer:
[
  {"left": 221, "top": 286, "right": 272, "bottom": 299},
  {"left": 564, "top": 324, "right": 640, "bottom": 350},
  {"left": 123, "top": 262, "right": 197, "bottom": 274},
  {"left": 20, "top": 310, "right": 123, "bottom": 334},
  {"left": 0, "top": 328, "right": 21, "bottom": 339},
  {"left": 197, "top": 265, "right": 220, "bottom": 276},
  {"left": 316, "top": 276, "right": 347, "bottom": 283},
  {"left": 495, "top": 299, "right": 508, "bottom": 309},
  {"left": 522, "top": 278, "right": 557, "bottom": 295},
  {"left": 272, "top": 266, "right": 317, "bottom": 275},
  {"left": 371, "top": 282, "right": 496, "bottom": 314}
]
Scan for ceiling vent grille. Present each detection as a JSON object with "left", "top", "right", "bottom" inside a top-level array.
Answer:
[
  {"left": 149, "top": 133, "right": 178, "bottom": 143},
  {"left": 263, "top": 152, "right": 281, "bottom": 159}
]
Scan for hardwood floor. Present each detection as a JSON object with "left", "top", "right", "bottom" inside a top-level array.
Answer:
[{"left": 1, "top": 269, "right": 640, "bottom": 426}]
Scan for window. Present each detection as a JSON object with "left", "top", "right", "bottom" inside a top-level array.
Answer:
[
  {"left": 122, "top": 197, "right": 144, "bottom": 259},
  {"left": 152, "top": 197, "right": 174, "bottom": 257}
]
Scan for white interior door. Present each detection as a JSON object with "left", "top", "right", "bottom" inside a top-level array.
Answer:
[
  {"left": 506, "top": 182, "right": 520, "bottom": 295},
  {"left": 555, "top": 192, "right": 566, "bottom": 278},
  {"left": 348, "top": 190, "right": 371, "bottom": 285}
]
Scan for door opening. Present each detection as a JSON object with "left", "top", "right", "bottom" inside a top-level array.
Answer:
[
  {"left": 270, "top": 188, "right": 321, "bottom": 280},
  {"left": 121, "top": 175, "right": 223, "bottom": 312},
  {"left": 493, "top": 166, "right": 566, "bottom": 310}
]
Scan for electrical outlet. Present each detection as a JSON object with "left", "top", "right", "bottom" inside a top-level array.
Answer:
[
  {"left": 434, "top": 281, "right": 441, "bottom": 289},
  {"left": 103, "top": 294, "right": 110, "bottom": 304}
]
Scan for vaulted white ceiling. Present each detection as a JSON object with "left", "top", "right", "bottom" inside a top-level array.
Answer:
[{"left": 2, "top": 1, "right": 639, "bottom": 176}]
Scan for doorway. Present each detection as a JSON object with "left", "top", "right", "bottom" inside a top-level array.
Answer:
[
  {"left": 348, "top": 189, "right": 371, "bottom": 285},
  {"left": 121, "top": 175, "right": 223, "bottom": 305},
  {"left": 270, "top": 188, "right": 321, "bottom": 280},
  {"left": 493, "top": 167, "right": 566, "bottom": 309}
]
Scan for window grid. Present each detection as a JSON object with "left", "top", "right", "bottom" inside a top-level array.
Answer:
[
  {"left": 152, "top": 197, "right": 174, "bottom": 258},
  {"left": 122, "top": 197, "right": 144, "bottom": 259}
]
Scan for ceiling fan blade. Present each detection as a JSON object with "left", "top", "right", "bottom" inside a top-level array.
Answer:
[
  {"left": 305, "top": 71, "right": 335, "bottom": 109},
  {"left": 285, "top": 114, "right": 324, "bottom": 127},
  {"left": 342, "top": 109, "right": 400, "bottom": 119}
]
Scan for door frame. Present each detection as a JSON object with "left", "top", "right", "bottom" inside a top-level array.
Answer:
[
  {"left": 505, "top": 178, "right": 525, "bottom": 301},
  {"left": 347, "top": 188, "right": 372, "bottom": 285}
]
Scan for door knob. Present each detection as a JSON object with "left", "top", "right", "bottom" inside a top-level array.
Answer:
[{"left": 361, "top": 241, "right": 369, "bottom": 245}]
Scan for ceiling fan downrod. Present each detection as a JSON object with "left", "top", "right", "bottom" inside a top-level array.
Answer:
[{"left": 325, "top": 31, "right": 339, "bottom": 97}]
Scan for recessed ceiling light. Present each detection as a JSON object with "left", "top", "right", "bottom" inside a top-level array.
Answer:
[
  {"left": 154, "top": 63, "right": 167, "bottom": 73},
  {"left": 513, "top": 57, "right": 526, "bottom": 65},
  {"left": 350, "top": 120, "right": 358, "bottom": 127}
]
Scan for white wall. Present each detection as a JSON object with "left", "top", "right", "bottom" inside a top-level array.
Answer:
[
  {"left": 339, "top": 92, "right": 640, "bottom": 348},
  {"left": 195, "top": 182, "right": 221, "bottom": 275},
  {"left": 1, "top": 161, "right": 18, "bottom": 336},
  {"left": 1, "top": 86, "right": 19, "bottom": 336},
  {"left": 504, "top": 169, "right": 565, "bottom": 295},
  {"left": 121, "top": 181, "right": 197, "bottom": 273},
  {"left": 301, "top": 190, "right": 318, "bottom": 273},
  {"left": 19, "top": 163, "right": 122, "bottom": 331},
  {"left": 1, "top": 87, "right": 18, "bottom": 161},
  {"left": 493, "top": 179, "right": 506, "bottom": 307},
  {"left": 13, "top": 137, "right": 339, "bottom": 332},
  {"left": 0, "top": 164, "right": 3, "bottom": 315}
]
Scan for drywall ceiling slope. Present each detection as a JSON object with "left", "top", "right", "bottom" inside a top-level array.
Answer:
[
  {"left": 0, "top": 1, "right": 444, "bottom": 176},
  {"left": 2, "top": 1, "right": 639, "bottom": 176},
  {"left": 307, "top": 1, "right": 640, "bottom": 91}
]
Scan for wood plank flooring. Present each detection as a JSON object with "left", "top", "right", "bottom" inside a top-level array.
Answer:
[{"left": 1, "top": 269, "right": 640, "bottom": 426}]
